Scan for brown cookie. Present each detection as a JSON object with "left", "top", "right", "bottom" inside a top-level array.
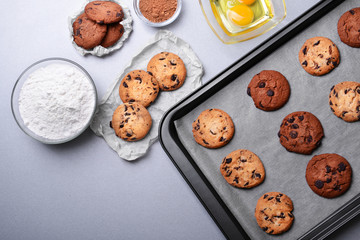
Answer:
[
  {"left": 329, "top": 81, "right": 360, "bottom": 122},
  {"left": 298, "top": 37, "right": 340, "bottom": 76},
  {"left": 255, "top": 192, "right": 294, "bottom": 235},
  {"left": 85, "top": 1, "right": 124, "bottom": 24},
  {"left": 338, "top": 8, "right": 360, "bottom": 48},
  {"left": 306, "top": 153, "right": 352, "bottom": 198},
  {"left": 247, "top": 70, "right": 290, "bottom": 111},
  {"left": 147, "top": 52, "right": 187, "bottom": 91},
  {"left": 220, "top": 149, "right": 265, "bottom": 188},
  {"left": 119, "top": 70, "right": 159, "bottom": 108},
  {"left": 110, "top": 102, "right": 152, "bottom": 141},
  {"left": 278, "top": 111, "right": 324, "bottom": 155},
  {"left": 192, "top": 109, "right": 235, "bottom": 149},
  {"left": 73, "top": 13, "right": 107, "bottom": 50},
  {"left": 101, "top": 23, "right": 124, "bottom": 48}
]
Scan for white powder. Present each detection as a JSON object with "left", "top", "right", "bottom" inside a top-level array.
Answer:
[{"left": 19, "top": 63, "right": 96, "bottom": 140}]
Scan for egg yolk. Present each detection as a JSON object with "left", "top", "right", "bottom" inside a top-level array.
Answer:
[
  {"left": 227, "top": 5, "right": 254, "bottom": 26},
  {"left": 238, "top": 0, "right": 256, "bottom": 5}
]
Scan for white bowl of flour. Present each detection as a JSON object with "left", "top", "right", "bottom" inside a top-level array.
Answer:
[{"left": 11, "top": 58, "right": 97, "bottom": 144}]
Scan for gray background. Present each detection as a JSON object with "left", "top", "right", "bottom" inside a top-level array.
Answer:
[{"left": 0, "top": 0, "right": 359, "bottom": 239}]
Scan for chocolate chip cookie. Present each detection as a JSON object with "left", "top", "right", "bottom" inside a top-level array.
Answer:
[
  {"left": 338, "top": 8, "right": 360, "bottom": 48},
  {"left": 278, "top": 111, "right": 324, "bottom": 155},
  {"left": 73, "top": 13, "right": 107, "bottom": 50},
  {"left": 85, "top": 1, "right": 124, "bottom": 24},
  {"left": 329, "top": 81, "right": 360, "bottom": 122},
  {"left": 220, "top": 149, "right": 265, "bottom": 188},
  {"left": 299, "top": 37, "right": 340, "bottom": 76},
  {"left": 255, "top": 192, "right": 294, "bottom": 235},
  {"left": 192, "top": 109, "right": 235, "bottom": 149},
  {"left": 247, "top": 70, "right": 290, "bottom": 111},
  {"left": 111, "top": 102, "right": 152, "bottom": 141},
  {"left": 147, "top": 52, "right": 187, "bottom": 91},
  {"left": 119, "top": 70, "right": 159, "bottom": 108},
  {"left": 101, "top": 23, "right": 124, "bottom": 48},
  {"left": 306, "top": 153, "right": 352, "bottom": 198}
]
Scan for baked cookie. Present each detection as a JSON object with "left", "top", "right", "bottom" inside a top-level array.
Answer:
[
  {"left": 306, "top": 153, "right": 352, "bottom": 198},
  {"left": 110, "top": 102, "right": 152, "bottom": 141},
  {"left": 329, "top": 81, "right": 360, "bottom": 122},
  {"left": 147, "top": 52, "right": 187, "bottom": 91},
  {"left": 119, "top": 70, "right": 159, "bottom": 107},
  {"left": 247, "top": 70, "right": 290, "bottom": 111},
  {"left": 255, "top": 192, "right": 294, "bottom": 235},
  {"left": 192, "top": 109, "right": 234, "bottom": 149},
  {"left": 298, "top": 37, "right": 340, "bottom": 76},
  {"left": 220, "top": 149, "right": 265, "bottom": 188},
  {"left": 338, "top": 8, "right": 360, "bottom": 48},
  {"left": 85, "top": 1, "right": 124, "bottom": 24},
  {"left": 101, "top": 23, "right": 124, "bottom": 48},
  {"left": 73, "top": 13, "right": 107, "bottom": 50},
  {"left": 278, "top": 111, "right": 324, "bottom": 155}
]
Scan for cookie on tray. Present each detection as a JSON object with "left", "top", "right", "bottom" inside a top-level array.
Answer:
[
  {"left": 85, "top": 1, "right": 124, "bottom": 24},
  {"left": 306, "top": 153, "right": 352, "bottom": 198},
  {"left": 101, "top": 23, "right": 124, "bottom": 48},
  {"left": 337, "top": 8, "right": 360, "bottom": 48},
  {"left": 329, "top": 81, "right": 360, "bottom": 122},
  {"left": 255, "top": 192, "right": 294, "bottom": 235},
  {"left": 73, "top": 13, "right": 107, "bottom": 50},
  {"left": 119, "top": 70, "right": 159, "bottom": 108},
  {"left": 192, "top": 109, "right": 234, "bottom": 149},
  {"left": 220, "top": 149, "right": 265, "bottom": 188},
  {"left": 111, "top": 102, "right": 152, "bottom": 141},
  {"left": 247, "top": 70, "right": 290, "bottom": 111},
  {"left": 298, "top": 37, "right": 340, "bottom": 76},
  {"left": 278, "top": 111, "right": 324, "bottom": 155},
  {"left": 147, "top": 52, "right": 187, "bottom": 91}
]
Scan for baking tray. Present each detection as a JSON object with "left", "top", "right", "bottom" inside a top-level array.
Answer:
[{"left": 159, "top": 0, "right": 360, "bottom": 239}]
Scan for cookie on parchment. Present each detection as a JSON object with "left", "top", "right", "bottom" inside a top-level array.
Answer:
[
  {"left": 247, "top": 70, "right": 290, "bottom": 111},
  {"left": 192, "top": 109, "right": 234, "bottom": 149},
  {"left": 329, "top": 81, "right": 360, "bottom": 122},
  {"left": 147, "top": 52, "right": 187, "bottom": 91},
  {"left": 85, "top": 1, "right": 124, "bottom": 24},
  {"left": 119, "top": 70, "right": 159, "bottom": 108},
  {"left": 278, "top": 111, "right": 324, "bottom": 155},
  {"left": 255, "top": 192, "right": 294, "bottom": 235},
  {"left": 101, "top": 23, "right": 124, "bottom": 48},
  {"left": 306, "top": 153, "right": 352, "bottom": 198},
  {"left": 298, "top": 37, "right": 340, "bottom": 76},
  {"left": 111, "top": 102, "right": 152, "bottom": 141},
  {"left": 337, "top": 8, "right": 360, "bottom": 48},
  {"left": 220, "top": 149, "right": 265, "bottom": 188}
]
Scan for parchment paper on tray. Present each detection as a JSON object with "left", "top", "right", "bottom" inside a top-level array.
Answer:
[
  {"left": 68, "top": 0, "right": 132, "bottom": 57},
  {"left": 90, "top": 30, "right": 203, "bottom": 160}
]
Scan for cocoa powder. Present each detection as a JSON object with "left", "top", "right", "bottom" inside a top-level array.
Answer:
[{"left": 139, "top": 0, "right": 178, "bottom": 23}]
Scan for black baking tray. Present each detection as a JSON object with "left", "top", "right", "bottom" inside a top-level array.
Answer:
[{"left": 159, "top": 0, "right": 360, "bottom": 239}]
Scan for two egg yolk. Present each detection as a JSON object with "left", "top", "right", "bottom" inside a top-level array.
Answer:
[{"left": 227, "top": 0, "right": 256, "bottom": 26}]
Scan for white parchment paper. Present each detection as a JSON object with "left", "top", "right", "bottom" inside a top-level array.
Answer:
[
  {"left": 90, "top": 30, "right": 203, "bottom": 160},
  {"left": 68, "top": 0, "right": 132, "bottom": 57}
]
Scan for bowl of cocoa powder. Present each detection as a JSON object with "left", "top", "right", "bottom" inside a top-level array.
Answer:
[{"left": 133, "top": 0, "right": 182, "bottom": 27}]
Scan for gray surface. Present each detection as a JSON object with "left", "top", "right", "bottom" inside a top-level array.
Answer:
[{"left": 0, "top": 0, "right": 359, "bottom": 240}]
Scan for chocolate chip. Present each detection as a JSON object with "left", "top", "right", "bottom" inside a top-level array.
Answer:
[
  {"left": 350, "top": 9, "right": 355, "bottom": 15},
  {"left": 262, "top": 227, "right": 268, "bottom": 231},
  {"left": 267, "top": 90, "right": 274, "bottom": 96},
  {"left": 170, "top": 60, "right": 177, "bottom": 66},
  {"left": 325, "top": 165, "right": 331, "bottom": 173},
  {"left": 342, "top": 111, "right": 347, "bottom": 117},
  {"left": 332, "top": 61, "right": 338, "bottom": 67},
  {"left": 78, "top": 19, "right": 82, "bottom": 24},
  {"left": 329, "top": 45, "right": 332, "bottom": 54},
  {"left": 125, "top": 112, "right": 131, "bottom": 116},
  {"left": 316, "top": 140, "right": 322, "bottom": 147},
  {"left": 264, "top": 216, "right": 269, "bottom": 220},
  {"left": 116, "top": 12, "right": 122, "bottom": 17},
  {"left": 241, "top": 159, "right": 247, "bottom": 162},
  {"left": 326, "top": 178, "right": 332, "bottom": 183},
  {"left": 288, "top": 213, "right": 294, "bottom": 218},
  {"left": 126, "top": 75, "right": 131, "bottom": 80},
  {"left": 159, "top": 58, "right": 165, "bottom": 60},
  {"left": 93, "top": 2, "right": 101, "bottom": 5},
  {"left": 210, "top": 130, "right": 216, "bottom": 135},
  {"left": 357, "top": 105, "right": 360, "bottom": 112},
  {"left": 124, "top": 105, "right": 128, "bottom": 111},
  {"left": 288, "top": 117, "right": 295, "bottom": 123},
  {"left": 269, "top": 230, "right": 274, "bottom": 234},
  {"left": 326, "top": 58, "right": 331, "bottom": 65},
  {"left": 314, "top": 62, "right": 320, "bottom": 69},
  {"left": 147, "top": 71, "right": 153, "bottom": 76},
  {"left": 329, "top": 100, "right": 333, "bottom": 105},
  {"left": 219, "top": 137, "right": 226, "bottom": 142},
  {"left": 318, "top": 54, "right": 323, "bottom": 58},
  {"left": 233, "top": 177, "right": 239, "bottom": 183},
  {"left": 344, "top": 89, "right": 348, "bottom": 94},
  {"left": 278, "top": 131, "right": 281, "bottom": 138},
  {"left": 307, "top": 135, "right": 313, "bottom": 143},
  {"left": 129, "top": 99, "right": 135, "bottom": 103},
  {"left": 194, "top": 124, "right": 200, "bottom": 131},
  {"left": 263, "top": 194, "right": 268, "bottom": 199},
  {"left": 303, "top": 46, "right": 307, "bottom": 55},
  {"left": 275, "top": 197, "right": 281, "bottom": 203},
  {"left": 225, "top": 158, "right": 232, "bottom": 164},
  {"left": 259, "top": 82, "right": 265, "bottom": 88},
  {"left": 302, "top": 60, "right": 308, "bottom": 66},
  {"left": 291, "top": 124, "right": 299, "bottom": 129},
  {"left": 247, "top": 87, "right": 251, "bottom": 96},
  {"left": 313, "top": 40, "right": 320, "bottom": 46},
  {"left": 338, "top": 162, "right": 346, "bottom": 172},
  {"left": 98, "top": 21, "right": 104, "bottom": 24},
  {"left": 171, "top": 74, "right": 177, "bottom": 81},
  {"left": 119, "top": 124, "right": 124, "bottom": 128},
  {"left": 203, "top": 139, "right": 209, "bottom": 145},
  {"left": 357, "top": 88, "right": 360, "bottom": 94},
  {"left": 298, "top": 115, "right": 304, "bottom": 121},
  {"left": 315, "top": 180, "right": 324, "bottom": 189},
  {"left": 109, "top": 121, "right": 113, "bottom": 128},
  {"left": 334, "top": 184, "right": 341, "bottom": 191},
  {"left": 268, "top": 197, "right": 274, "bottom": 201},
  {"left": 290, "top": 131, "right": 298, "bottom": 139},
  {"left": 244, "top": 182, "right": 249, "bottom": 186},
  {"left": 259, "top": 102, "right": 264, "bottom": 108},
  {"left": 126, "top": 133, "right": 132, "bottom": 137},
  {"left": 135, "top": 77, "right": 142, "bottom": 83},
  {"left": 75, "top": 29, "right": 80, "bottom": 36},
  {"left": 123, "top": 81, "right": 128, "bottom": 88}
]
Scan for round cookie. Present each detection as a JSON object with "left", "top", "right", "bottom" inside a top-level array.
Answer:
[
  {"left": 220, "top": 149, "right": 265, "bottom": 188},
  {"left": 84, "top": 1, "right": 124, "bottom": 24},
  {"left": 298, "top": 37, "right": 340, "bottom": 76},
  {"left": 73, "top": 13, "right": 107, "bottom": 50},
  {"left": 337, "top": 8, "right": 360, "bottom": 48},
  {"left": 306, "top": 153, "right": 352, "bottom": 198},
  {"left": 329, "top": 81, "right": 360, "bottom": 122},
  {"left": 278, "top": 111, "right": 324, "bottom": 155},
  {"left": 101, "top": 23, "right": 124, "bottom": 48},
  {"left": 111, "top": 102, "right": 152, "bottom": 141},
  {"left": 255, "top": 192, "right": 294, "bottom": 235},
  {"left": 147, "top": 52, "right": 187, "bottom": 91},
  {"left": 119, "top": 70, "right": 159, "bottom": 108},
  {"left": 192, "top": 109, "right": 234, "bottom": 149},
  {"left": 247, "top": 70, "right": 290, "bottom": 111}
]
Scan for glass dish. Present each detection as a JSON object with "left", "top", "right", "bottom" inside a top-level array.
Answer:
[
  {"left": 199, "top": 0, "right": 286, "bottom": 44},
  {"left": 11, "top": 58, "right": 97, "bottom": 144}
]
